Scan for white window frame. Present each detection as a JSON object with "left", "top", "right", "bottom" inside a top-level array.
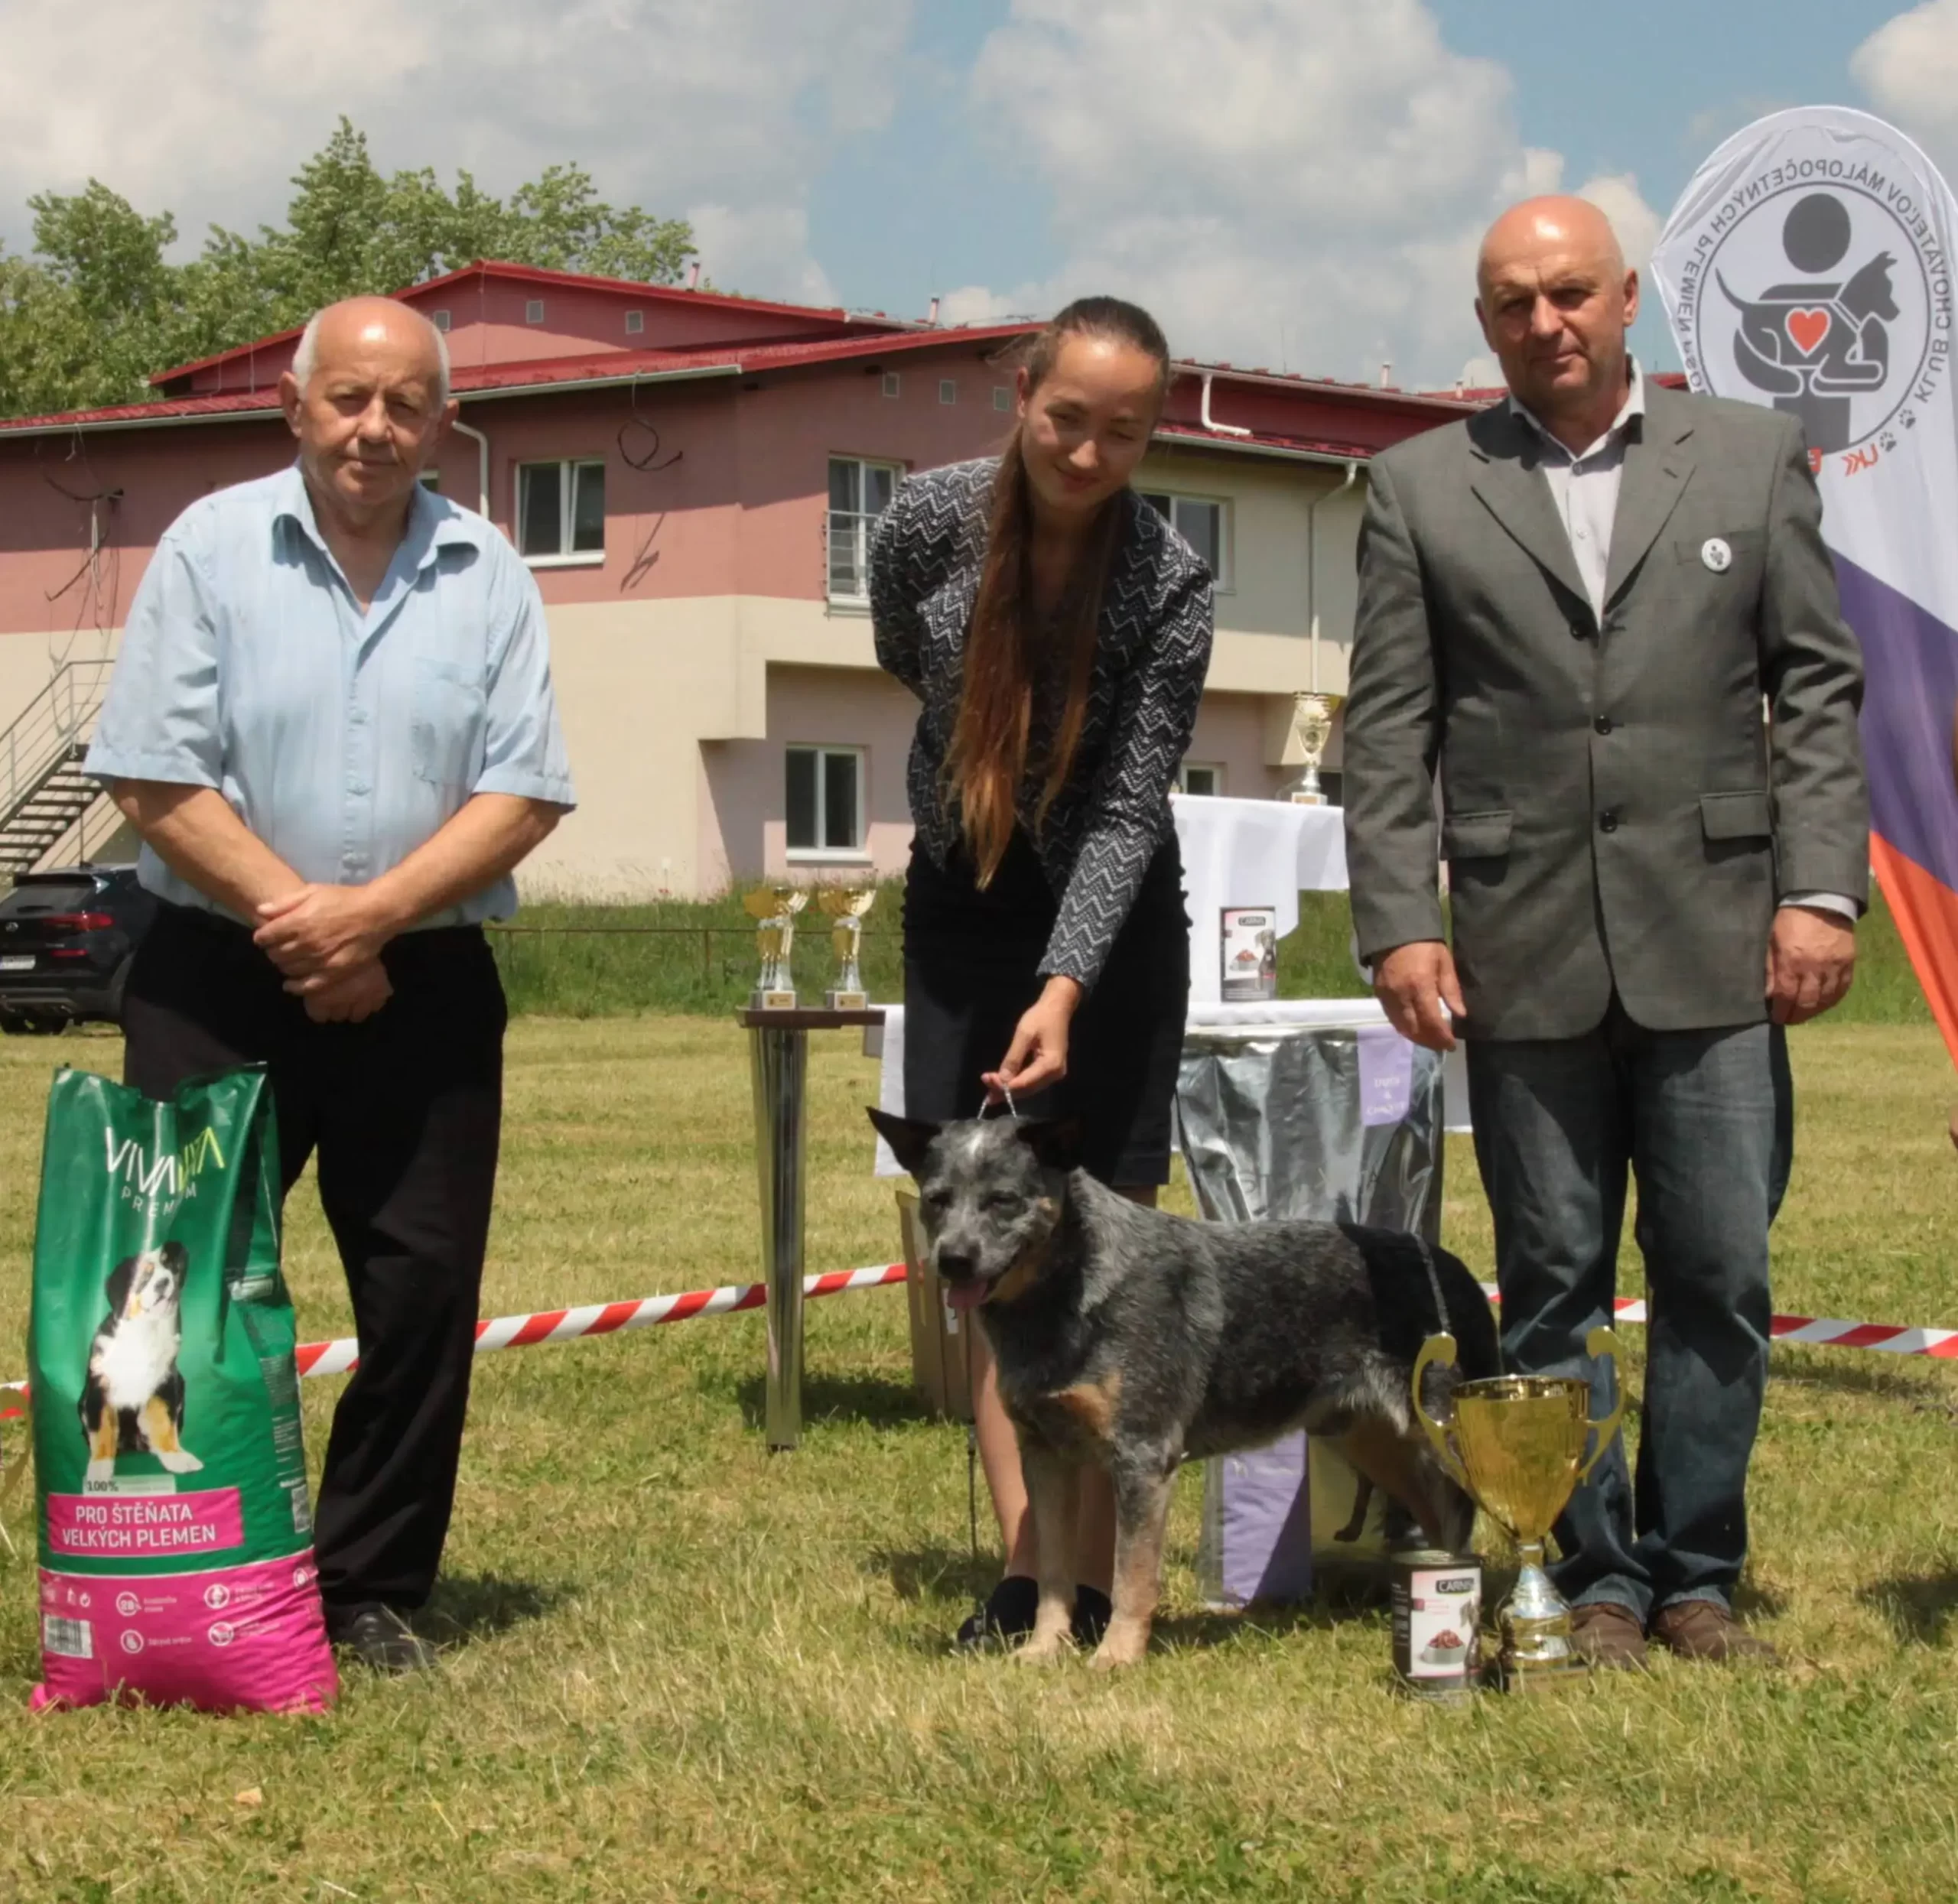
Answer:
[
  {"left": 992, "top": 386, "right": 1012, "bottom": 412},
  {"left": 938, "top": 379, "right": 958, "bottom": 405},
  {"left": 429, "top": 309, "right": 451, "bottom": 333},
  {"left": 525, "top": 298, "right": 545, "bottom": 324},
  {"left": 1139, "top": 489, "right": 1232, "bottom": 591},
  {"left": 826, "top": 456, "right": 903, "bottom": 605},
  {"left": 516, "top": 459, "right": 607, "bottom": 568},
  {"left": 1176, "top": 761, "right": 1226, "bottom": 798},
  {"left": 785, "top": 744, "right": 870, "bottom": 860},
  {"left": 882, "top": 372, "right": 902, "bottom": 399},
  {"left": 625, "top": 310, "right": 645, "bottom": 334}
]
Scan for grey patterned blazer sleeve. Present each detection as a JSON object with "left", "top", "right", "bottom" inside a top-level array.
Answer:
[
  {"left": 1039, "top": 565, "right": 1215, "bottom": 991},
  {"left": 1342, "top": 456, "right": 1446, "bottom": 963},
  {"left": 869, "top": 481, "right": 930, "bottom": 698}
]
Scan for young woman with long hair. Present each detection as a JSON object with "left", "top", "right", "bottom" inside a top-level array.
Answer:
[{"left": 870, "top": 297, "right": 1213, "bottom": 1647}]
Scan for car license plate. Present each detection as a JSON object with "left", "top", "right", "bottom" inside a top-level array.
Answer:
[{"left": 0, "top": 956, "right": 34, "bottom": 971}]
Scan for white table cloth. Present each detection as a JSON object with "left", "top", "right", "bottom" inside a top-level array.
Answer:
[
  {"left": 867, "top": 999, "right": 1470, "bottom": 1175},
  {"left": 1171, "top": 795, "right": 1348, "bottom": 1005}
]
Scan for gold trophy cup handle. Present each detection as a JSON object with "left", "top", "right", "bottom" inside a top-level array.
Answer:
[
  {"left": 1574, "top": 1325, "right": 1628, "bottom": 1485},
  {"left": 1410, "top": 1333, "right": 1470, "bottom": 1490}
]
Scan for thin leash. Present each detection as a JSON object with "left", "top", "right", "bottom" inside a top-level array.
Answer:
[{"left": 963, "top": 1084, "right": 1020, "bottom": 1627}]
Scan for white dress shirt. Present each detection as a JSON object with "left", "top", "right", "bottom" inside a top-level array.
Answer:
[{"left": 1510, "top": 363, "right": 1855, "bottom": 924}]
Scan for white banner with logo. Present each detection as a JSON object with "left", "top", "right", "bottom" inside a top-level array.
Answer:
[{"left": 1652, "top": 107, "right": 1958, "bottom": 1054}]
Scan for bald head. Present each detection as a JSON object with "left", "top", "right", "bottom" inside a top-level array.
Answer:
[
  {"left": 281, "top": 295, "right": 458, "bottom": 536},
  {"left": 1475, "top": 194, "right": 1638, "bottom": 445},
  {"left": 292, "top": 296, "right": 450, "bottom": 404}
]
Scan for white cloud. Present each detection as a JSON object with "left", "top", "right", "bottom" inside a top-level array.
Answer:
[
  {"left": 957, "top": 0, "right": 1658, "bottom": 389},
  {"left": 0, "top": 0, "right": 909, "bottom": 301},
  {"left": 1854, "top": 2, "right": 1958, "bottom": 176}
]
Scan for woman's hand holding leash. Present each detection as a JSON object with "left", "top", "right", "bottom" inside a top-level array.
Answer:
[{"left": 985, "top": 975, "right": 1084, "bottom": 1102}]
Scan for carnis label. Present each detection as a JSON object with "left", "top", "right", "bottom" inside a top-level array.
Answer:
[{"left": 47, "top": 1488, "right": 244, "bottom": 1558}]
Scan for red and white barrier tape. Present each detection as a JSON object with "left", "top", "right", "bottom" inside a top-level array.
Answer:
[
  {"left": 1478, "top": 1284, "right": 1958, "bottom": 1360},
  {"left": 293, "top": 1262, "right": 907, "bottom": 1378}
]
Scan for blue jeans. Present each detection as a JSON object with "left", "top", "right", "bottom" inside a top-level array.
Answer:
[{"left": 1465, "top": 1006, "right": 1785, "bottom": 1621}]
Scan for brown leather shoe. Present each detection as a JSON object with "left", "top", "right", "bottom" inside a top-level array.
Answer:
[
  {"left": 1569, "top": 1600, "right": 1648, "bottom": 1669},
  {"left": 1651, "top": 1600, "right": 1779, "bottom": 1665}
]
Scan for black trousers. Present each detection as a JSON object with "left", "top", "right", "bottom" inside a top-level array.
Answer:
[{"left": 121, "top": 904, "right": 506, "bottom": 1620}]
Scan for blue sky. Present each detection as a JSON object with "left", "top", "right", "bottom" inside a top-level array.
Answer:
[{"left": 0, "top": 0, "right": 1941, "bottom": 389}]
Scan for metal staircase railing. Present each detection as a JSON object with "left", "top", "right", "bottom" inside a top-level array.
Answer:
[{"left": 0, "top": 658, "right": 117, "bottom": 881}]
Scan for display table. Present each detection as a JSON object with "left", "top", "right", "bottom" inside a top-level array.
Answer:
[
  {"left": 1170, "top": 795, "right": 1348, "bottom": 1004},
  {"left": 739, "top": 1006, "right": 885, "bottom": 1451}
]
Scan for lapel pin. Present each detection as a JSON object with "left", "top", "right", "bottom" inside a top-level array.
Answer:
[{"left": 1701, "top": 537, "right": 1732, "bottom": 573}]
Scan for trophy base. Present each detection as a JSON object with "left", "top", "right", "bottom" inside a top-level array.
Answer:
[
  {"left": 826, "top": 989, "right": 868, "bottom": 1011},
  {"left": 749, "top": 989, "right": 798, "bottom": 1012},
  {"left": 1287, "top": 791, "right": 1327, "bottom": 807},
  {"left": 1495, "top": 1649, "right": 1586, "bottom": 1694}
]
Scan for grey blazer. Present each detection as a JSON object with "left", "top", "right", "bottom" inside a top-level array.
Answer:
[{"left": 1342, "top": 382, "right": 1869, "bottom": 1041}]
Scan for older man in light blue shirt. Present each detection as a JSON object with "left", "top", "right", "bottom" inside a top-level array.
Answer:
[{"left": 90, "top": 294, "right": 574, "bottom": 1675}]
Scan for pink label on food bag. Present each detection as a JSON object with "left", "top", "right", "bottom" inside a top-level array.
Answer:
[
  {"left": 32, "top": 1555, "right": 338, "bottom": 1713},
  {"left": 45, "top": 1487, "right": 243, "bottom": 1558}
]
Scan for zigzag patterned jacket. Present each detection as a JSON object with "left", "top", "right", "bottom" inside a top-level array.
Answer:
[{"left": 869, "top": 457, "right": 1215, "bottom": 992}]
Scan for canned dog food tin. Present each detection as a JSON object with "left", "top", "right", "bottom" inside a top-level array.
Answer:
[{"left": 1391, "top": 1550, "right": 1482, "bottom": 1701}]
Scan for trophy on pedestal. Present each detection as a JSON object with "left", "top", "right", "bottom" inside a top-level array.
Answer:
[
  {"left": 1410, "top": 1328, "right": 1627, "bottom": 1691},
  {"left": 818, "top": 886, "right": 877, "bottom": 1010},
  {"left": 743, "top": 885, "right": 807, "bottom": 1011},
  {"left": 1283, "top": 691, "right": 1336, "bottom": 805}
]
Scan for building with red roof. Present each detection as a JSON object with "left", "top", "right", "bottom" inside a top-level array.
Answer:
[{"left": 0, "top": 262, "right": 1475, "bottom": 892}]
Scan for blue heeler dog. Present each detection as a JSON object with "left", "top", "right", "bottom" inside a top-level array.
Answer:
[{"left": 870, "top": 1110, "right": 1499, "bottom": 1669}]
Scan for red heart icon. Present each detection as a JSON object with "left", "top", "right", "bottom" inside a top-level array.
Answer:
[{"left": 1786, "top": 307, "right": 1832, "bottom": 354}]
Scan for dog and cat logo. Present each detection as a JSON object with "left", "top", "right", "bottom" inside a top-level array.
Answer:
[{"left": 1672, "top": 161, "right": 1951, "bottom": 473}]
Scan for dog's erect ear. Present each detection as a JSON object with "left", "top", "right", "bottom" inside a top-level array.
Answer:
[
  {"left": 866, "top": 1108, "right": 944, "bottom": 1176},
  {"left": 1014, "top": 1117, "right": 1085, "bottom": 1175},
  {"left": 102, "top": 1257, "right": 136, "bottom": 1315},
  {"left": 159, "top": 1241, "right": 188, "bottom": 1274}
]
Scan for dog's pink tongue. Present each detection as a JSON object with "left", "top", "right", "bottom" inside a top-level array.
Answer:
[{"left": 945, "top": 1281, "right": 987, "bottom": 1311}]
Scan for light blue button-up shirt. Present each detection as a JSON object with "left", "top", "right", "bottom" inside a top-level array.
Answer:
[{"left": 88, "top": 463, "right": 575, "bottom": 928}]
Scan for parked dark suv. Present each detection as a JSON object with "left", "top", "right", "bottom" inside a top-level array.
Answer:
[{"left": 0, "top": 866, "right": 157, "bottom": 1033}]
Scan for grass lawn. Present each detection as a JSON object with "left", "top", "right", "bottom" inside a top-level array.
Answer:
[{"left": 0, "top": 1015, "right": 1953, "bottom": 1902}]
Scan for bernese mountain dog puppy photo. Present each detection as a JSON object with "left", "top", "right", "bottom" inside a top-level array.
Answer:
[{"left": 80, "top": 1242, "right": 205, "bottom": 1485}]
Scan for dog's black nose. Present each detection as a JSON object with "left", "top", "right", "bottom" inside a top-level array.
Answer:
[{"left": 935, "top": 1249, "right": 976, "bottom": 1283}]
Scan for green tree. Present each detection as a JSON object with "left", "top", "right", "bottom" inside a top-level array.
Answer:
[{"left": 0, "top": 118, "right": 697, "bottom": 418}]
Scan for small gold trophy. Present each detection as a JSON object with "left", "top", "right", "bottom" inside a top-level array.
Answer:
[
  {"left": 1410, "top": 1328, "right": 1626, "bottom": 1691},
  {"left": 818, "top": 886, "right": 877, "bottom": 1010},
  {"left": 1283, "top": 691, "right": 1335, "bottom": 805},
  {"left": 743, "top": 885, "right": 807, "bottom": 1011}
]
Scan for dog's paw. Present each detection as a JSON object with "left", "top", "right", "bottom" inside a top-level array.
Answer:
[
  {"left": 1089, "top": 1626, "right": 1150, "bottom": 1672},
  {"left": 84, "top": 1459, "right": 113, "bottom": 1486},
  {"left": 1016, "top": 1631, "right": 1073, "bottom": 1666},
  {"left": 157, "top": 1449, "right": 203, "bottom": 1474}
]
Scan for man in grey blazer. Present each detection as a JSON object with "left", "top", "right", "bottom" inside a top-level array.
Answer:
[{"left": 1343, "top": 197, "right": 1868, "bottom": 1667}]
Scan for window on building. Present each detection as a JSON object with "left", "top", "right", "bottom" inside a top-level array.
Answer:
[
  {"left": 939, "top": 379, "right": 958, "bottom": 405},
  {"left": 429, "top": 309, "right": 451, "bottom": 333},
  {"left": 1177, "top": 762, "right": 1225, "bottom": 798},
  {"left": 418, "top": 470, "right": 441, "bottom": 492},
  {"left": 785, "top": 746, "right": 866, "bottom": 853},
  {"left": 517, "top": 460, "right": 606, "bottom": 564},
  {"left": 625, "top": 310, "right": 645, "bottom": 334},
  {"left": 525, "top": 298, "right": 546, "bottom": 324},
  {"left": 882, "top": 372, "right": 901, "bottom": 398},
  {"left": 827, "top": 457, "right": 900, "bottom": 600},
  {"left": 1139, "top": 491, "right": 1230, "bottom": 586},
  {"left": 992, "top": 387, "right": 1011, "bottom": 412}
]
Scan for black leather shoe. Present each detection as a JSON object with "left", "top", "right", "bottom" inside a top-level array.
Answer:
[
  {"left": 1070, "top": 1585, "right": 1112, "bottom": 1649},
  {"left": 330, "top": 1605, "right": 437, "bottom": 1675},
  {"left": 956, "top": 1575, "right": 1038, "bottom": 1648}
]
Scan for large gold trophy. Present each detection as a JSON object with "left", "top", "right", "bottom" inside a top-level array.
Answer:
[
  {"left": 743, "top": 885, "right": 807, "bottom": 1011},
  {"left": 817, "top": 886, "right": 877, "bottom": 1010},
  {"left": 1411, "top": 1328, "right": 1627, "bottom": 1690}
]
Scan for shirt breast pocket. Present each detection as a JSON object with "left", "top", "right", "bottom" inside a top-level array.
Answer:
[{"left": 411, "top": 655, "right": 488, "bottom": 793}]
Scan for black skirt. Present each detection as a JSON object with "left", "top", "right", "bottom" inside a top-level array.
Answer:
[{"left": 902, "top": 826, "right": 1189, "bottom": 1187}]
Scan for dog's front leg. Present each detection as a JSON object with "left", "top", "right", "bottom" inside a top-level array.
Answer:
[
  {"left": 1017, "top": 1444, "right": 1078, "bottom": 1664},
  {"left": 1092, "top": 1458, "right": 1176, "bottom": 1671}
]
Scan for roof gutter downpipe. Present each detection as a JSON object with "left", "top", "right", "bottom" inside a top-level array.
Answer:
[
  {"left": 1304, "top": 460, "right": 1359, "bottom": 695},
  {"left": 450, "top": 416, "right": 492, "bottom": 520},
  {"left": 1199, "top": 372, "right": 1253, "bottom": 438}
]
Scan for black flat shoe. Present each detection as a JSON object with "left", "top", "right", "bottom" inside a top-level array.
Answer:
[
  {"left": 956, "top": 1575, "right": 1038, "bottom": 1648},
  {"left": 329, "top": 1605, "right": 437, "bottom": 1675},
  {"left": 1070, "top": 1585, "right": 1112, "bottom": 1649}
]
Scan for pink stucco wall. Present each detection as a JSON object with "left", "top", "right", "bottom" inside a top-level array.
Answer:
[
  {"left": 699, "top": 662, "right": 919, "bottom": 889},
  {"left": 0, "top": 342, "right": 1018, "bottom": 630}
]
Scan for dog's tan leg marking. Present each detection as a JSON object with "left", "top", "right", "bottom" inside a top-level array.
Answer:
[
  {"left": 1017, "top": 1447, "right": 1078, "bottom": 1664},
  {"left": 1091, "top": 1467, "right": 1174, "bottom": 1671},
  {"left": 89, "top": 1407, "right": 118, "bottom": 1467},
  {"left": 140, "top": 1397, "right": 178, "bottom": 1454},
  {"left": 1052, "top": 1371, "right": 1123, "bottom": 1445},
  {"left": 1335, "top": 1418, "right": 1465, "bottom": 1551}
]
